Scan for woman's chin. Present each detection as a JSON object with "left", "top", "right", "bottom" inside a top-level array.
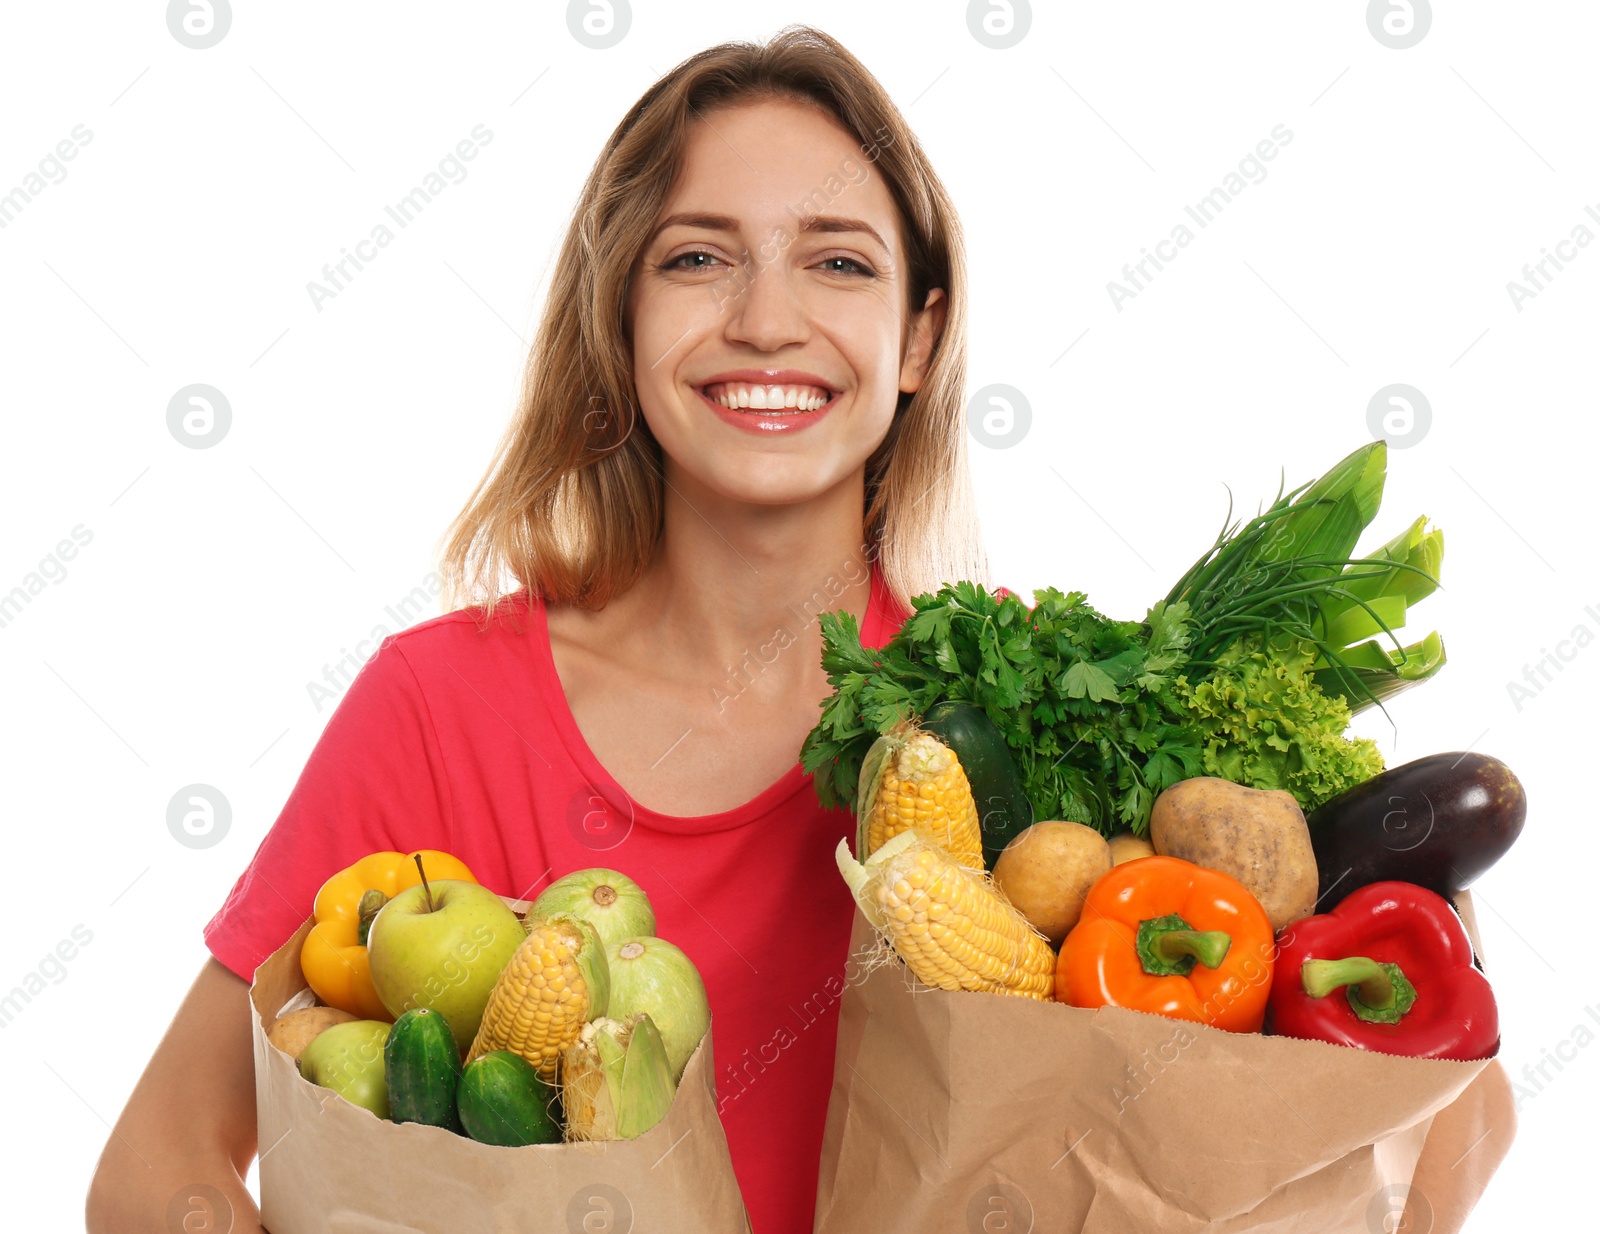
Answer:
[{"left": 679, "top": 455, "right": 849, "bottom": 509}]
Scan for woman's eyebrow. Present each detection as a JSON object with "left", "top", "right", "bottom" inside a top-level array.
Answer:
[
  {"left": 796, "top": 213, "right": 889, "bottom": 253},
  {"left": 650, "top": 210, "right": 889, "bottom": 253},
  {"left": 651, "top": 210, "right": 741, "bottom": 240}
]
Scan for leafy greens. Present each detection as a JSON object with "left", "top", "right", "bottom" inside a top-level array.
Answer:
[{"left": 799, "top": 442, "right": 1446, "bottom": 837}]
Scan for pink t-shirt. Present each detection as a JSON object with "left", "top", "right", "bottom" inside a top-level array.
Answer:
[{"left": 204, "top": 563, "right": 911, "bottom": 1234}]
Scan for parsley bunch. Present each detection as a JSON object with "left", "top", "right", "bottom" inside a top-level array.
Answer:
[{"left": 799, "top": 582, "right": 1203, "bottom": 836}]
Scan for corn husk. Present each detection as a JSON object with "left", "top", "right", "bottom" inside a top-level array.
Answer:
[
  {"left": 854, "top": 721, "right": 984, "bottom": 869},
  {"left": 560, "top": 1012, "right": 676, "bottom": 1141}
]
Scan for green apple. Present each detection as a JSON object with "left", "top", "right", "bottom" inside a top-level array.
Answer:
[
  {"left": 367, "top": 878, "right": 525, "bottom": 1053},
  {"left": 298, "top": 1019, "right": 391, "bottom": 1117}
]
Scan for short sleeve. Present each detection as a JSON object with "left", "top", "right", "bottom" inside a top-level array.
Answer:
[{"left": 202, "top": 636, "right": 455, "bottom": 981}]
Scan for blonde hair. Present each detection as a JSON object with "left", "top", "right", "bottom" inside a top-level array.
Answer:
[{"left": 437, "top": 23, "right": 989, "bottom": 624}]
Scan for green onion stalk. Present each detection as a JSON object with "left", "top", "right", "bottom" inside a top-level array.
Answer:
[{"left": 1159, "top": 441, "right": 1445, "bottom": 716}]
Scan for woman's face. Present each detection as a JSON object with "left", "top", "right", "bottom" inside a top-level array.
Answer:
[{"left": 626, "top": 96, "right": 946, "bottom": 510}]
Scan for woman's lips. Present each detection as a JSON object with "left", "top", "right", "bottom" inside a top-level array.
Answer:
[{"left": 694, "top": 385, "right": 840, "bottom": 434}]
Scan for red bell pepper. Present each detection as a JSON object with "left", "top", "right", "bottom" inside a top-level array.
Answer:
[{"left": 1268, "top": 881, "right": 1498, "bottom": 1060}]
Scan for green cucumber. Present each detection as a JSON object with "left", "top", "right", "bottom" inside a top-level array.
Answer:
[
  {"left": 385, "top": 1008, "right": 463, "bottom": 1131},
  {"left": 457, "top": 1051, "right": 561, "bottom": 1146},
  {"left": 920, "top": 700, "right": 1034, "bottom": 866}
]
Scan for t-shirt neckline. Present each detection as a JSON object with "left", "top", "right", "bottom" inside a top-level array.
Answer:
[{"left": 526, "top": 563, "right": 895, "bottom": 835}]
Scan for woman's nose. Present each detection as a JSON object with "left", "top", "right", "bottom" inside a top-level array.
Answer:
[{"left": 718, "top": 256, "right": 810, "bottom": 351}]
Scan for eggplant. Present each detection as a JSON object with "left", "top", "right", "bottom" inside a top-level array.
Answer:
[{"left": 1307, "top": 752, "right": 1526, "bottom": 904}]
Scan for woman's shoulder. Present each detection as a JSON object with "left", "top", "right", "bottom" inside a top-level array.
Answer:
[{"left": 370, "top": 587, "right": 540, "bottom": 675}]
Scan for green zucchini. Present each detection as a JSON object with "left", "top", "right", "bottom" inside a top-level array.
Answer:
[
  {"left": 457, "top": 1050, "right": 562, "bottom": 1146},
  {"left": 919, "top": 700, "right": 1033, "bottom": 865},
  {"left": 384, "top": 1008, "right": 463, "bottom": 1131}
]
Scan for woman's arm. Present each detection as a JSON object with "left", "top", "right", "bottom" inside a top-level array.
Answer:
[
  {"left": 85, "top": 957, "right": 266, "bottom": 1234},
  {"left": 95, "top": 638, "right": 454, "bottom": 1231}
]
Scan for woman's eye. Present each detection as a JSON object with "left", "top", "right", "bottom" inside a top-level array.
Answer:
[
  {"left": 816, "top": 256, "right": 874, "bottom": 277},
  {"left": 660, "top": 250, "right": 875, "bottom": 277},
  {"left": 662, "top": 250, "right": 724, "bottom": 271}
]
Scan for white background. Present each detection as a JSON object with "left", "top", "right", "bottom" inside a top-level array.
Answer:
[{"left": 1, "top": 2, "right": 1591, "bottom": 1230}]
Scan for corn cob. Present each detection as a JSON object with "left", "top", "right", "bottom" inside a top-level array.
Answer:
[
  {"left": 467, "top": 913, "right": 610, "bottom": 1080},
  {"left": 837, "top": 832, "right": 1055, "bottom": 1000},
  {"left": 857, "top": 720, "right": 985, "bottom": 870},
  {"left": 561, "top": 1012, "right": 676, "bottom": 1142}
]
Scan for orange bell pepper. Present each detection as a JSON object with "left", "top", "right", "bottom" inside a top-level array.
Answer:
[
  {"left": 299, "top": 850, "right": 477, "bottom": 1019},
  {"left": 1056, "top": 855, "right": 1276, "bottom": 1032}
]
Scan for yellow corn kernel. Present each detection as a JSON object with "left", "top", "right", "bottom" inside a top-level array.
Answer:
[
  {"left": 467, "top": 915, "right": 609, "bottom": 1080},
  {"left": 860, "top": 726, "right": 984, "bottom": 870},
  {"left": 838, "top": 833, "right": 1054, "bottom": 1001}
]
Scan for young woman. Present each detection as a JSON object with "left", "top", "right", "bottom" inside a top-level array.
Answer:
[{"left": 85, "top": 24, "right": 990, "bottom": 1234}]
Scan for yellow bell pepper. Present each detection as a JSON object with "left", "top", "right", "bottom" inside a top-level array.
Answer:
[{"left": 300, "top": 850, "right": 477, "bottom": 1019}]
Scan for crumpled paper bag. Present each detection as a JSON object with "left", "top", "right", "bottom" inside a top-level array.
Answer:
[
  {"left": 249, "top": 899, "right": 751, "bottom": 1234},
  {"left": 814, "top": 890, "right": 1512, "bottom": 1234}
]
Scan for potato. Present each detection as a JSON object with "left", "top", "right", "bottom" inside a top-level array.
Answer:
[
  {"left": 991, "top": 821, "right": 1112, "bottom": 946},
  {"left": 1107, "top": 831, "right": 1156, "bottom": 866},
  {"left": 1149, "top": 777, "right": 1317, "bottom": 931},
  {"left": 266, "top": 1005, "right": 360, "bottom": 1059}
]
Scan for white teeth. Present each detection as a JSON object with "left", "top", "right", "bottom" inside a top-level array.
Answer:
[{"left": 702, "top": 381, "right": 834, "bottom": 413}]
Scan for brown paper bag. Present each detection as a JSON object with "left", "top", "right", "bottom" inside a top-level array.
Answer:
[
  {"left": 814, "top": 890, "right": 1513, "bottom": 1234},
  {"left": 250, "top": 898, "right": 751, "bottom": 1234}
]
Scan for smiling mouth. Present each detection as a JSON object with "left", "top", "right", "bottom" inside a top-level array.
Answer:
[{"left": 696, "top": 381, "right": 838, "bottom": 414}]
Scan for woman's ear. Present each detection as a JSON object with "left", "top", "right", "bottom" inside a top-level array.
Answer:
[{"left": 900, "top": 287, "right": 947, "bottom": 394}]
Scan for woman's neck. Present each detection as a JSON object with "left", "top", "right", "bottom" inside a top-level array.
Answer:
[{"left": 595, "top": 467, "right": 877, "bottom": 686}]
